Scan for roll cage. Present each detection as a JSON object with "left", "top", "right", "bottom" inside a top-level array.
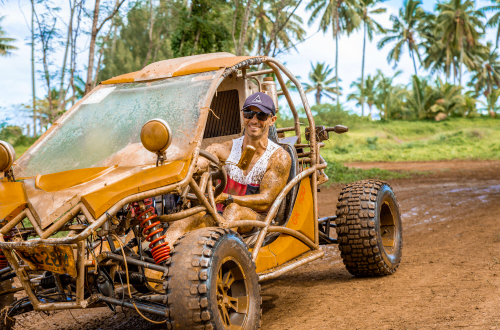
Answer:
[{"left": 0, "top": 56, "right": 327, "bottom": 314}]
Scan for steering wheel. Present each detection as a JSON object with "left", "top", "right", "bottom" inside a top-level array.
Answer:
[{"left": 198, "top": 150, "right": 227, "bottom": 197}]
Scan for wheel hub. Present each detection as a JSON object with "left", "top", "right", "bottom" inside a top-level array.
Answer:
[{"left": 216, "top": 257, "right": 249, "bottom": 330}]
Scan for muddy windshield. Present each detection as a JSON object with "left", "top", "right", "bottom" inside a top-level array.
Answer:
[{"left": 15, "top": 71, "right": 216, "bottom": 177}]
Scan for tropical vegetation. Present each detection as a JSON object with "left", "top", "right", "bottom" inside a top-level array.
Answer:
[{"left": 2, "top": 0, "right": 500, "bottom": 139}]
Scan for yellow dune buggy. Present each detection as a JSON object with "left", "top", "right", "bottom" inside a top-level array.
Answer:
[{"left": 0, "top": 53, "right": 403, "bottom": 329}]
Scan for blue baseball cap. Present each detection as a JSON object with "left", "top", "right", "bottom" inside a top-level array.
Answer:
[{"left": 242, "top": 92, "right": 276, "bottom": 115}]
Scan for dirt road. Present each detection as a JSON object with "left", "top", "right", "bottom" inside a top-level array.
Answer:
[{"left": 10, "top": 161, "right": 500, "bottom": 329}]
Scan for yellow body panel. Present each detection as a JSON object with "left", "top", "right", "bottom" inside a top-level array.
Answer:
[
  {"left": 82, "top": 160, "right": 190, "bottom": 218},
  {"left": 100, "top": 71, "right": 139, "bottom": 85},
  {"left": 0, "top": 181, "right": 27, "bottom": 222},
  {"left": 254, "top": 246, "right": 278, "bottom": 273},
  {"left": 255, "top": 177, "right": 314, "bottom": 272},
  {"left": 101, "top": 54, "right": 259, "bottom": 84},
  {"left": 172, "top": 56, "right": 256, "bottom": 77},
  {"left": 14, "top": 245, "right": 77, "bottom": 277},
  {"left": 35, "top": 166, "right": 116, "bottom": 192}
]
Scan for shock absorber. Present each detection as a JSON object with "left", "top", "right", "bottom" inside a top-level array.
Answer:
[
  {"left": 0, "top": 235, "right": 11, "bottom": 269},
  {"left": 0, "top": 249, "right": 8, "bottom": 269},
  {"left": 134, "top": 199, "right": 170, "bottom": 265}
]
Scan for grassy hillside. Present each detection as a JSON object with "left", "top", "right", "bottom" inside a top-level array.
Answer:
[{"left": 320, "top": 117, "right": 500, "bottom": 163}]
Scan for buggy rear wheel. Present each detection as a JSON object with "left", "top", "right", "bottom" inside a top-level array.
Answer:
[
  {"left": 167, "top": 227, "right": 261, "bottom": 329},
  {"left": 336, "top": 180, "right": 403, "bottom": 276},
  {"left": 0, "top": 279, "right": 15, "bottom": 330}
]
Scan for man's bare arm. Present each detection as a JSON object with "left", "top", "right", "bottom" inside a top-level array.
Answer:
[
  {"left": 216, "top": 149, "right": 291, "bottom": 212},
  {"left": 197, "top": 140, "right": 232, "bottom": 173}
]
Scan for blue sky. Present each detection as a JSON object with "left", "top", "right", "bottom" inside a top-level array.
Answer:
[{"left": 0, "top": 0, "right": 496, "bottom": 128}]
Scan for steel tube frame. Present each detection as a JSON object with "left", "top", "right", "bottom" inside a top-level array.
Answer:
[
  {"left": 0, "top": 58, "right": 327, "bottom": 311},
  {"left": 250, "top": 164, "right": 326, "bottom": 262},
  {"left": 156, "top": 206, "right": 207, "bottom": 223},
  {"left": 237, "top": 69, "right": 274, "bottom": 78},
  {"left": 99, "top": 252, "right": 169, "bottom": 273},
  {"left": 97, "top": 295, "right": 168, "bottom": 317},
  {"left": 258, "top": 249, "right": 324, "bottom": 281},
  {"left": 266, "top": 61, "right": 302, "bottom": 144}
]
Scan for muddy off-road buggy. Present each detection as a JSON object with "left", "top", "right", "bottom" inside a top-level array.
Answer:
[{"left": 0, "top": 53, "right": 403, "bottom": 329}]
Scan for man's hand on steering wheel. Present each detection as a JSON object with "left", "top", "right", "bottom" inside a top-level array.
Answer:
[{"left": 198, "top": 150, "right": 227, "bottom": 198}]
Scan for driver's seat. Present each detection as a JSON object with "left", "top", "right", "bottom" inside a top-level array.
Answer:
[
  {"left": 242, "top": 125, "right": 299, "bottom": 247},
  {"left": 268, "top": 125, "right": 299, "bottom": 226}
]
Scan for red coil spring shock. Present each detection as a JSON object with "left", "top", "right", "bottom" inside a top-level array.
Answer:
[
  {"left": 0, "top": 235, "right": 11, "bottom": 269},
  {"left": 134, "top": 199, "right": 170, "bottom": 265},
  {"left": 0, "top": 249, "right": 8, "bottom": 269}
]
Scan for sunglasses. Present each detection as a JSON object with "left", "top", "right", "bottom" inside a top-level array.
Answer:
[{"left": 242, "top": 109, "right": 271, "bottom": 121}]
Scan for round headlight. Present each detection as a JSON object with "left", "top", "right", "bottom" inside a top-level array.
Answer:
[
  {"left": 0, "top": 141, "right": 15, "bottom": 172},
  {"left": 140, "top": 118, "right": 172, "bottom": 153}
]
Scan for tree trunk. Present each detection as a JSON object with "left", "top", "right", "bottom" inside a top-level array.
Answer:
[
  {"left": 263, "top": 1, "right": 286, "bottom": 56},
  {"left": 459, "top": 40, "right": 463, "bottom": 87},
  {"left": 179, "top": 0, "right": 194, "bottom": 55},
  {"left": 193, "top": 29, "right": 201, "bottom": 54},
  {"left": 57, "top": 0, "right": 76, "bottom": 114},
  {"left": 361, "top": 21, "right": 366, "bottom": 117},
  {"left": 411, "top": 47, "right": 421, "bottom": 113},
  {"left": 33, "top": 3, "right": 54, "bottom": 122},
  {"left": 31, "top": 0, "right": 36, "bottom": 136},
  {"left": 316, "top": 88, "right": 321, "bottom": 105},
  {"left": 143, "top": 0, "right": 155, "bottom": 68},
  {"left": 335, "top": 33, "right": 340, "bottom": 112},
  {"left": 236, "top": 0, "right": 253, "bottom": 56},
  {"left": 231, "top": 0, "right": 239, "bottom": 49},
  {"left": 85, "top": 0, "right": 101, "bottom": 95}
]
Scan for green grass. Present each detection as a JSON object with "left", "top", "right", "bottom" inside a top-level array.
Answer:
[
  {"left": 320, "top": 117, "right": 500, "bottom": 163},
  {"left": 323, "top": 161, "right": 416, "bottom": 184},
  {"left": 281, "top": 117, "right": 500, "bottom": 184}
]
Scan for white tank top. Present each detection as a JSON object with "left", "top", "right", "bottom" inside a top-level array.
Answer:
[{"left": 224, "top": 136, "right": 280, "bottom": 186}]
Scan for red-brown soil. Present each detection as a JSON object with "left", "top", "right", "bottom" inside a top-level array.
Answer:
[{"left": 9, "top": 160, "right": 500, "bottom": 329}]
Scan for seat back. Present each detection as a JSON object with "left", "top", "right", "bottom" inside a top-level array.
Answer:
[{"left": 268, "top": 126, "right": 299, "bottom": 226}]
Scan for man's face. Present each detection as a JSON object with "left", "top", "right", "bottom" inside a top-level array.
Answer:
[{"left": 242, "top": 106, "right": 277, "bottom": 139}]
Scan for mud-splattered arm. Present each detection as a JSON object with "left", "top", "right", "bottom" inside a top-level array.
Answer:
[{"left": 196, "top": 141, "right": 232, "bottom": 173}]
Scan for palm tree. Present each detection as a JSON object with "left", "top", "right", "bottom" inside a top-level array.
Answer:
[
  {"left": 356, "top": 0, "right": 386, "bottom": 116},
  {"left": 484, "top": 88, "right": 500, "bottom": 117},
  {"left": 247, "top": 0, "right": 305, "bottom": 56},
  {"left": 436, "top": 0, "right": 484, "bottom": 86},
  {"left": 405, "top": 75, "right": 434, "bottom": 119},
  {"left": 469, "top": 42, "right": 500, "bottom": 98},
  {"left": 374, "top": 69, "right": 405, "bottom": 120},
  {"left": 348, "top": 74, "right": 377, "bottom": 117},
  {"left": 0, "top": 16, "right": 18, "bottom": 56},
  {"left": 428, "top": 77, "right": 465, "bottom": 117},
  {"left": 307, "top": 0, "right": 360, "bottom": 111},
  {"left": 378, "top": 0, "right": 424, "bottom": 76},
  {"left": 480, "top": 0, "right": 500, "bottom": 48},
  {"left": 303, "top": 62, "right": 340, "bottom": 104}
]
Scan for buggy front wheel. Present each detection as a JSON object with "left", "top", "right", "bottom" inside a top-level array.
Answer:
[{"left": 166, "top": 228, "right": 261, "bottom": 329}]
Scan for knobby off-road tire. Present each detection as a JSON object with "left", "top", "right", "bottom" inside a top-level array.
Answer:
[
  {"left": 336, "top": 180, "right": 403, "bottom": 276},
  {"left": 167, "top": 227, "right": 261, "bottom": 330},
  {"left": 0, "top": 279, "right": 15, "bottom": 330}
]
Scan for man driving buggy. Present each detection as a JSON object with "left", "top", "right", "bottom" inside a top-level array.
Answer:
[{"left": 198, "top": 92, "right": 291, "bottom": 231}]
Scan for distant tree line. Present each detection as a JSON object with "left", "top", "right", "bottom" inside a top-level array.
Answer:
[{"left": 1, "top": 0, "right": 500, "bottom": 139}]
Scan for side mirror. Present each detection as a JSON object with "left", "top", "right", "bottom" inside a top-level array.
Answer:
[
  {"left": 141, "top": 118, "right": 172, "bottom": 154},
  {"left": 237, "top": 145, "right": 256, "bottom": 171},
  {"left": 305, "top": 125, "right": 349, "bottom": 142},
  {"left": 0, "top": 141, "right": 15, "bottom": 173}
]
